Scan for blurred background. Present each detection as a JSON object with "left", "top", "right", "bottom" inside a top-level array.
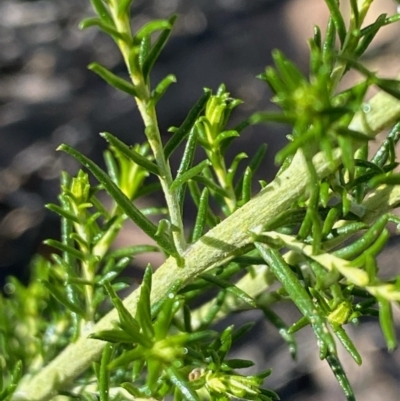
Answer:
[{"left": 1, "top": 0, "right": 400, "bottom": 399}]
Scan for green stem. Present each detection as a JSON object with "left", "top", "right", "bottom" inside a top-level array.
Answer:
[
  {"left": 108, "top": 1, "right": 187, "bottom": 254},
  {"left": 210, "top": 153, "right": 236, "bottom": 214},
  {"left": 142, "top": 109, "right": 187, "bottom": 254}
]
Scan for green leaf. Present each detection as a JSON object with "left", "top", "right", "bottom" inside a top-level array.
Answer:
[
  {"left": 191, "top": 187, "right": 209, "bottom": 243},
  {"left": 200, "top": 273, "right": 256, "bottom": 308},
  {"left": 58, "top": 144, "right": 176, "bottom": 256},
  {"left": 197, "top": 290, "right": 226, "bottom": 329},
  {"left": 89, "top": 0, "right": 113, "bottom": 25},
  {"left": 239, "top": 166, "right": 252, "bottom": 206},
  {"left": 326, "top": 353, "right": 355, "bottom": 401},
  {"left": 217, "top": 325, "right": 234, "bottom": 361},
  {"left": 176, "top": 127, "right": 198, "bottom": 212},
  {"left": 107, "top": 244, "right": 159, "bottom": 259},
  {"left": 89, "top": 329, "right": 136, "bottom": 343},
  {"left": 369, "top": 173, "right": 400, "bottom": 187},
  {"left": 231, "top": 322, "right": 255, "bottom": 342},
  {"left": 1, "top": 361, "right": 22, "bottom": 400},
  {"left": 260, "top": 388, "right": 279, "bottom": 401},
  {"left": 88, "top": 63, "right": 138, "bottom": 97},
  {"left": 108, "top": 347, "right": 147, "bottom": 370},
  {"left": 324, "top": 0, "right": 347, "bottom": 46},
  {"left": 185, "top": 329, "right": 218, "bottom": 344},
  {"left": 44, "top": 240, "right": 86, "bottom": 261},
  {"left": 250, "top": 112, "right": 295, "bottom": 125},
  {"left": 151, "top": 74, "right": 177, "bottom": 104},
  {"left": 164, "top": 89, "right": 211, "bottom": 159},
  {"left": 274, "top": 129, "right": 316, "bottom": 164},
  {"left": 117, "top": 0, "right": 134, "bottom": 17},
  {"left": 153, "top": 292, "right": 178, "bottom": 341},
  {"left": 104, "top": 281, "right": 152, "bottom": 348},
  {"left": 227, "top": 152, "right": 248, "bottom": 187},
  {"left": 170, "top": 160, "right": 211, "bottom": 191},
  {"left": 100, "top": 132, "right": 159, "bottom": 175},
  {"left": 355, "top": 13, "right": 387, "bottom": 58},
  {"left": 313, "top": 25, "right": 322, "bottom": 50},
  {"left": 255, "top": 243, "right": 336, "bottom": 357},
  {"left": 334, "top": 214, "right": 389, "bottom": 259},
  {"left": 349, "top": 63, "right": 400, "bottom": 101},
  {"left": 142, "top": 15, "right": 177, "bottom": 79},
  {"left": 192, "top": 175, "right": 228, "bottom": 199},
  {"left": 334, "top": 327, "right": 362, "bottom": 365},
  {"left": 166, "top": 366, "right": 199, "bottom": 401},
  {"left": 272, "top": 50, "right": 306, "bottom": 91},
  {"left": 151, "top": 279, "right": 182, "bottom": 318},
  {"left": 258, "top": 66, "right": 285, "bottom": 94},
  {"left": 102, "top": 256, "right": 131, "bottom": 276},
  {"left": 322, "top": 17, "right": 336, "bottom": 72},
  {"left": 120, "top": 382, "right": 142, "bottom": 398},
  {"left": 133, "top": 182, "right": 163, "bottom": 199},
  {"left": 309, "top": 37, "right": 322, "bottom": 77},
  {"left": 259, "top": 305, "right": 297, "bottom": 360},
  {"left": 80, "top": 18, "right": 128, "bottom": 42},
  {"left": 46, "top": 204, "right": 79, "bottom": 223},
  {"left": 371, "top": 121, "right": 400, "bottom": 168},
  {"left": 322, "top": 207, "right": 340, "bottom": 237},
  {"left": 146, "top": 359, "right": 163, "bottom": 394},
  {"left": 247, "top": 143, "right": 267, "bottom": 174},
  {"left": 135, "top": 19, "right": 172, "bottom": 40},
  {"left": 222, "top": 359, "right": 254, "bottom": 370},
  {"left": 43, "top": 281, "right": 86, "bottom": 317},
  {"left": 349, "top": 0, "right": 359, "bottom": 27},
  {"left": 138, "top": 36, "right": 150, "bottom": 68},
  {"left": 99, "top": 343, "right": 112, "bottom": 401},
  {"left": 155, "top": 218, "right": 171, "bottom": 238},
  {"left": 136, "top": 266, "right": 155, "bottom": 339},
  {"left": 188, "top": 180, "right": 217, "bottom": 228},
  {"left": 215, "top": 130, "right": 239, "bottom": 145},
  {"left": 336, "top": 127, "right": 372, "bottom": 142},
  {"left": 378, "top": 298, "right": 397, "bottom": 351}
]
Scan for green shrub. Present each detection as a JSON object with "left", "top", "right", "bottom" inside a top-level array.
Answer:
[{"left": 2, "top": 1, "right": 400, "bottom": 400}]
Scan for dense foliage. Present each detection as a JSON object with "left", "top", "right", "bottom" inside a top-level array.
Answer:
[{"left": 2, "top": 1, "right": 400, "bottom": 401}]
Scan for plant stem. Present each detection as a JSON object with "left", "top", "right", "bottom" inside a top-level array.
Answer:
[
  {"left": 210, "top": 152, "right": 237, "bottom": 214},
  {"left": 108, "top": 1, "right": 187, "bottom": 254},
  {"left": 141, "top": 108, "right": 187, "bottom": 254}
]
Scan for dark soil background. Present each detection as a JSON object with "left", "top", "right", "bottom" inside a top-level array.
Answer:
[{"left": 1, "top": 0, "right": 400, "bottom": 399}]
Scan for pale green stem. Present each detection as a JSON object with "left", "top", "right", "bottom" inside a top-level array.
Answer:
[
  {"left": 211, "top": 154, "right": 237, "bottom": 214},
  {"left": 73, "top": 214, "right": 96, "bottom": 322},
  {"left": 108, "top": 1, "right": 187, "bottom": 254},
  {"left": 140, "top": 110, "right": 187, "bottom": 254}
]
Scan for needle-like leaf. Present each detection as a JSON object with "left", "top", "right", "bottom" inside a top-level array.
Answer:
[{"left": 58, "top": 144, "right": 176, "bottom": 256}]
